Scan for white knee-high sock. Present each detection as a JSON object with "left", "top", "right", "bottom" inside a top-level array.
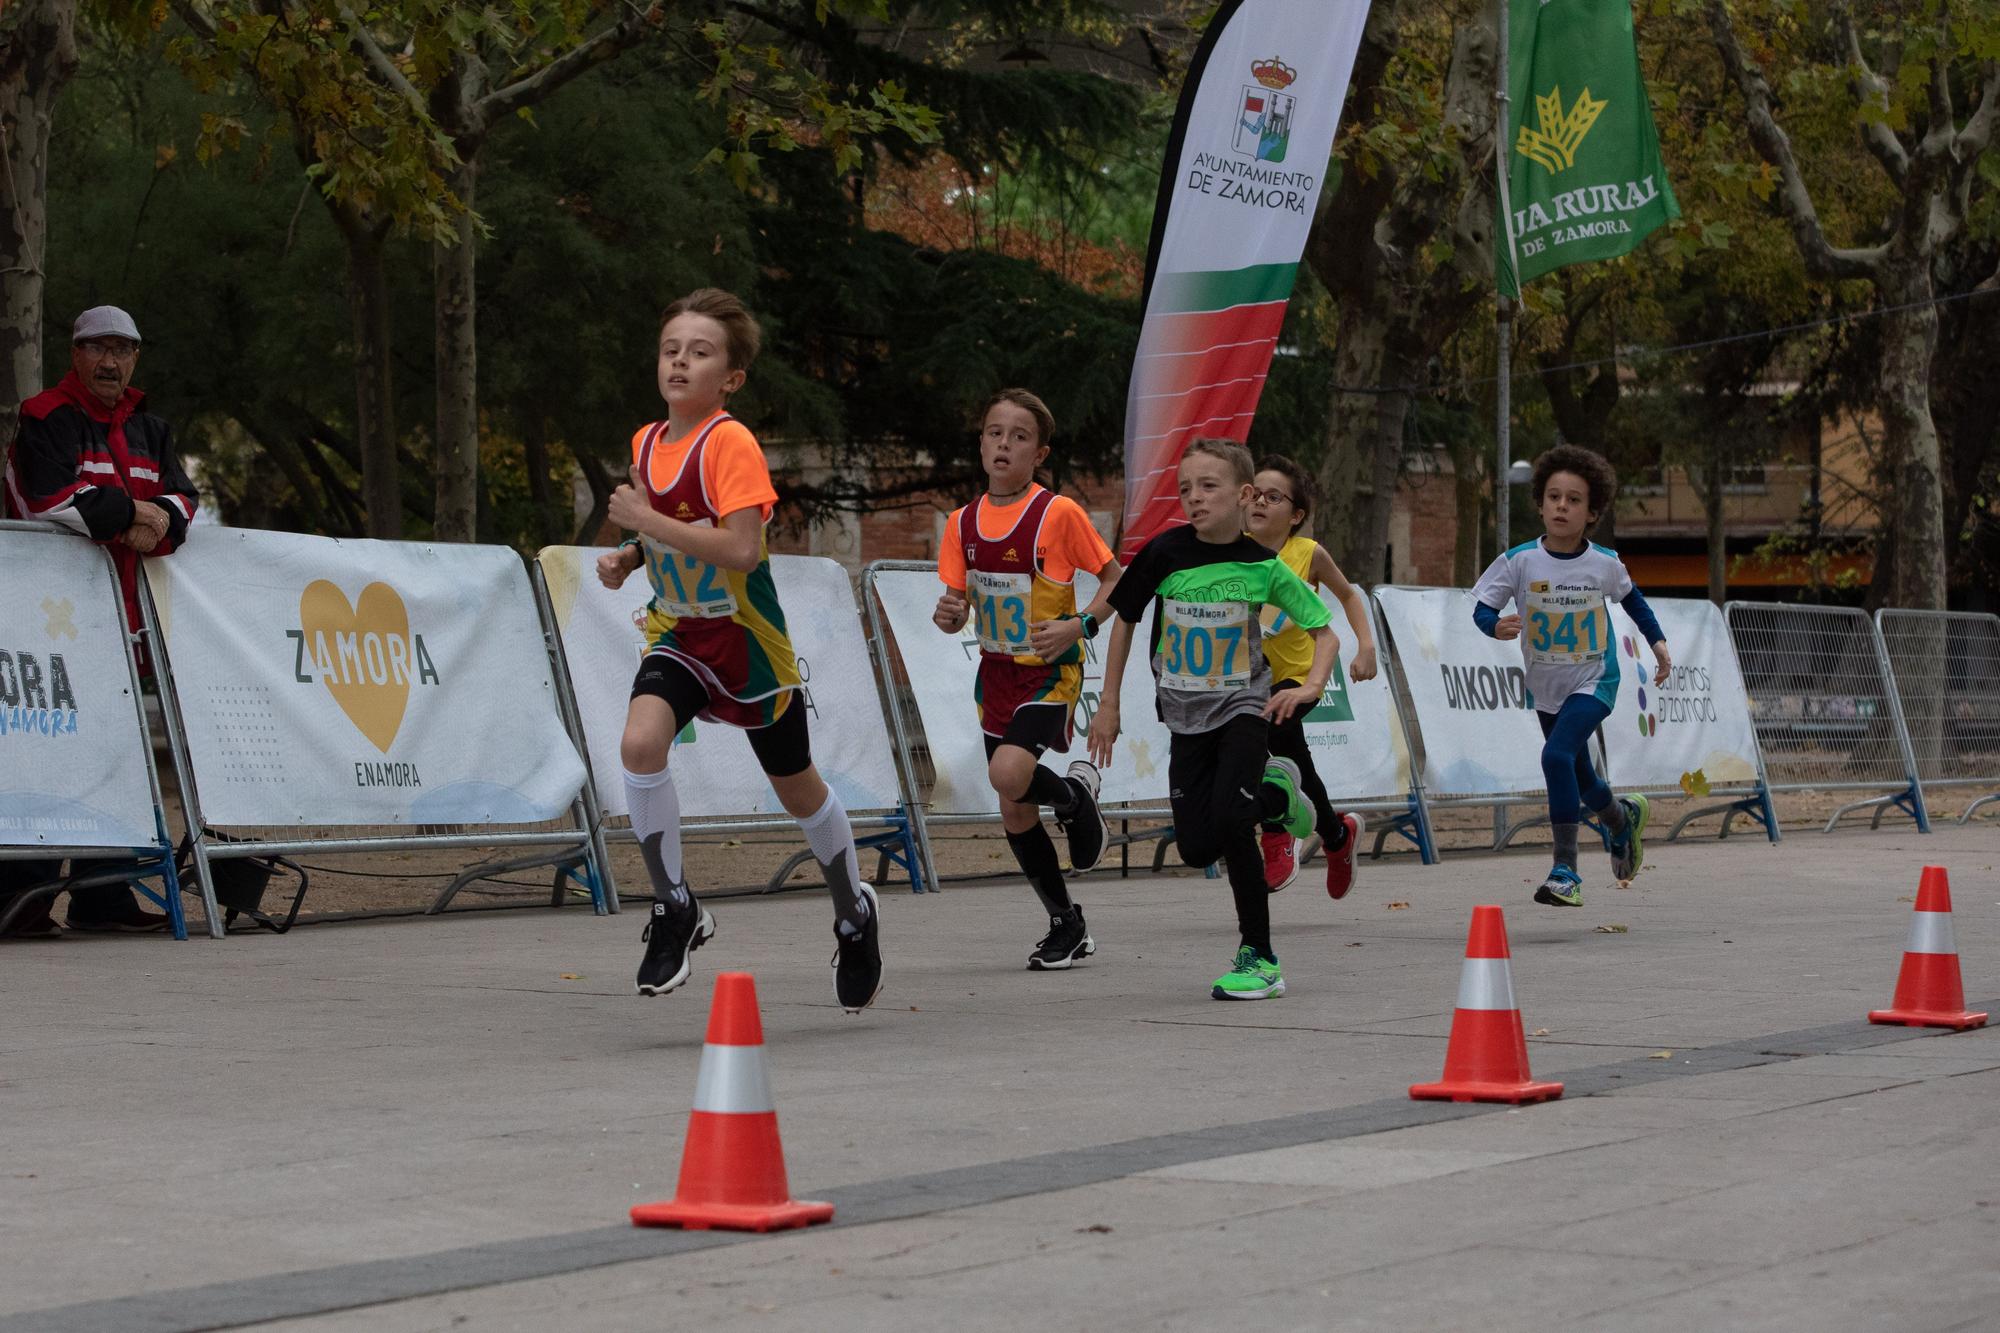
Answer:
[
  {"left": 798, "top": 789, "right": 868, "bottom": 927},
  {"left": 625, "top": 765, "right": 689, "bottom": 905}
]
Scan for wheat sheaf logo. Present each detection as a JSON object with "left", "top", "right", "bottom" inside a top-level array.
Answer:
[{"left": 1516, "top": 85, "right": 1606, "bottom": 173}]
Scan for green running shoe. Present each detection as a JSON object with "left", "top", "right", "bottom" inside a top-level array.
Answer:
[
  {"left": 1609, "top": 794, "right": 1649, "bottom": 884},
  {"left": 1261, "top": 758, "right": 1315, "bottom": 838},
  {"left": 1534, "top": 864, "right": 1584, "bottom": 906},
  {"left": 1212, "top": 945, "right": 1287, "bottom": 1000}
]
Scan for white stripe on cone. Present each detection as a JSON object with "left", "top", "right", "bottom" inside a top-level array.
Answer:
[
  {"left": 690, "top": 1043, "right": 775, "bottom": 1115},
  {"left": 1905, "top": 910, "right": 1959, "bottom": 957},
  {"left": 1454, "top": 957, "right": 1517, "bottom": 1012}
]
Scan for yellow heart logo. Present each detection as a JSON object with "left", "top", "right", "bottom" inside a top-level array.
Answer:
[{"left": 299, "top": 579, "right": 411, "bottom": 753}]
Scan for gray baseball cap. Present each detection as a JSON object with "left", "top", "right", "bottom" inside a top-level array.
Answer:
[{"left": 72, "top": 306, "right": 142, "bottom": 344}]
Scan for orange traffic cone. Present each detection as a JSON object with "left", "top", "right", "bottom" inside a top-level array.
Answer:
[
  {"left": 631, "top": 972, "right": 835, "bottom": 1232},
  {"left": 1410, "top": 905, "right": 1564, "bottom": 1105},
  {"left": 1868, "top": 867, "right": 1987, "bottom": 1031}
]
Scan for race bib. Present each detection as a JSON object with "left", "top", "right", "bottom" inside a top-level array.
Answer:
[
  {"left": 968, "top": 569, "right": 1032, "bottom": 655},
  {"left": 1524, "top": 584, "right": 1608, "bottom": 665},
  {"left": 644, "top": 535, "right": 740, "bottom": 620},
  {"left": 1157, "top": 599, "right": 1253, "bottom": 691}
]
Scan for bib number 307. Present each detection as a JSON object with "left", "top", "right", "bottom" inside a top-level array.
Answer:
[{"left": 1157, "top": 600, "right": 1251, "bottom": 691}]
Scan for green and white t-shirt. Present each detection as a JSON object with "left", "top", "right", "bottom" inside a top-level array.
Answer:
[{"left": 1110, "top": 526, "right": 1331, "bottom": 734}]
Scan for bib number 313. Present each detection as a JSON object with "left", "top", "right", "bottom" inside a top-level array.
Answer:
[{"left": 968, "top": 569, "right": 1032, "bottom": 655}]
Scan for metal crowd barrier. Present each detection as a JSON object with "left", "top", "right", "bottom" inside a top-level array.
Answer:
[
  {"left": 139, "top": 537, "right": 609, "bottom": 939},
  {"left": 863, "top": 557, "right": 1189, "bottom": 880},
  {"left": 550, "top": 552, "right": 928, "bottom": 901},
  {"left": 1875, "top": 609, "right": 2000, "bottom": 825},
  {"left": 0, "top": 520, "right": 188, "bottom": 938},
  {"left": 31, "top": 504, "right": 1999, "bottom": 947},
  {"left": 1723, "top": 601, "right": 1928, "bottom": 833},
  {"left": 862, "top": 561, "right": 1435, "bottom": 879}
]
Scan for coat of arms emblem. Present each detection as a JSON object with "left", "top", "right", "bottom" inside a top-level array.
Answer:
[{"left": 1235, "top": 57, "right": 1297, "bottom": 163}]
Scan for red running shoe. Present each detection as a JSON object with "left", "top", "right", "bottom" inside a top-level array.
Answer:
[
  {"left": 1261, "top": 829, "right": 1299, "bottom": 894},
  {"left": 1325, "top": 813, "right": 1363, "bottom": 900}
]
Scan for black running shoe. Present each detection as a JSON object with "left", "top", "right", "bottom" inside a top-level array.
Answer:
[
  {"left": 831, "top": 881, "right": 882, "bottom": 1013},
  {"left": 1057, "top": 759, "right": 1108, "bottom": 873},
  {"left": 636, "top": 896, "right": 714, "bottom": 996},
  {"left": 1027, "top": 903, "right": 1095, "bottom": 970}
]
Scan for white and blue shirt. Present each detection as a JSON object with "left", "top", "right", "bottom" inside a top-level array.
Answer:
[{"left": 1471, "top": 538, "right": 1664, "bottom": 714}]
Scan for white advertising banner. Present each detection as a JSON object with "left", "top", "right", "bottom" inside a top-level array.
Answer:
[
  {"left": 1374, "top": 586, "right": 1548, "bottom": 798},
  {"left": 146, "top": 528, "right": 585, "bottom": 826},
  {"left": 538, "top": 548, "right": 902, "bottom": 819},
  {"left": 0, "top": 527, "right": 159, "bottom": 847},
  {"left": 872, "top": 566, "right": 1411, "bottom": 815},
  {"left": 1603, "top": 597, "right": 1763, "bottom": 794},
  {"left": 1120, "top": 0, "right": 1372, "bottom": 555},
  {"left": 1299, "top": 600, "right": 1414, "bottom": 804},
  {"left": 870, "top": 567, "right": 1170, "bottom": 814}
]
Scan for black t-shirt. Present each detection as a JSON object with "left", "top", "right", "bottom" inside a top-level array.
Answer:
[{"left": 1108, "top": 525, "right": 1327, "bottom": 733}]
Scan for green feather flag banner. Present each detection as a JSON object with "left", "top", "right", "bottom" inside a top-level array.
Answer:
[{"left": 1497, "top": 0, "right": 1680, "bottom": 298}]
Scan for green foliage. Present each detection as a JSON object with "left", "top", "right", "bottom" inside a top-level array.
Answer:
[
  {"left": 48, "top": 2, "right": 1191, "bottom": 546},
  {"left": 166, "top": 1, "right": 949, "bottom": 241}
]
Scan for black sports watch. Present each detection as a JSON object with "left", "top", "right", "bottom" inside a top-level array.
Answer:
[{"left": 1078, "top": 611, "right": 1099, "bottom": 640}]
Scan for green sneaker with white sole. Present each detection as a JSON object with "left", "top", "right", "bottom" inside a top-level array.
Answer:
[
  {"left": 1211, "top": 945, "right": 1286, "bottom": 1000},
  {"left": 1261, "top": 758, "right": 1315, "bottom": 839}
]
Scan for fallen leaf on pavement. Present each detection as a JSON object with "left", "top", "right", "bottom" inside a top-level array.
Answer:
[
  {"left": 1531, "top": 1027, "right": 1550, "bottom": 1036},
  {"left": 559, "top": 973, "right": 582, "bottom": 980},
  {"left": 1594, "top": 924, "right": 1629, "bottom": 933},
  {"left": 1077, "top": 1224, "right": 1114, "bottom": 1234},
  {"left": 1648, "top": 1050, "right": 1673, "bottom": 1060},
  {"left": 1346, "top": 941, "right": 1364, "bottom": 947},
  {"left": 1898, "top": 896, "right": 1915, "bottom": 903},
  {"left": 1386, "top": 901, "right": 1411, "bottom": 910}
]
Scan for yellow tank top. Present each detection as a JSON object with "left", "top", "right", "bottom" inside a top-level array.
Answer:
[{"left": 1259, "top": 534, "right": 1319, "bottom": 684}]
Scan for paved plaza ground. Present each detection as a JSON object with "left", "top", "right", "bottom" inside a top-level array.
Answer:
[{"left": 4, "top": 823, "right": 1998, "bottom": 1331}]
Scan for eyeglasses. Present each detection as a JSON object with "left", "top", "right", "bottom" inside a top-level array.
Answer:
[
  {"left": 76, "top": 339, "right": 139, "bottom": 361},
  {"left": 1252, "top": 488, "right": 1295, "bottom": 508}
]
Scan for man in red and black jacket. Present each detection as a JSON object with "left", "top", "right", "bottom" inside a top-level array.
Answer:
[
  {"left": 5, "top": 305, "right": 198, "bottom": 629},
  {"left": 1, "top": 305, "right": 198, "bottom": 935}
]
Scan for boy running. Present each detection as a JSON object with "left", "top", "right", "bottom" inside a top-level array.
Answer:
[
  {"left": 1087, "top": 440, "right": 1335, "bottom": 1000},
  {"left": 600, "top": 288, "right": 882, "bottom": 1010},
  {"left": 1471, "top": 444, "right": 1671, "bottom": 906},
  {"left": 933, "top": 389, "right": 1118, "bottom": 970},
  {"left": 1245, "top": 454, "right": 1378, "bottom": 898}
]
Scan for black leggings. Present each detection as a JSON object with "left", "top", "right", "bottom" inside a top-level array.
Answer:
[
  {"left": 1169, "top": 713, "right": 1272, "bottom": 957},
  {"left": 1268, "top": 677, "right": 1342, "bottom": 837},
  {"left": 631, "top": 653, "right": 812, "bottom": 777}
]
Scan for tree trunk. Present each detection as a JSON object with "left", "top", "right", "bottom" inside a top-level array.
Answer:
[
  {"left": 335, "top": 214, "right": 401, "bottom": 539},
  {"left": 1877, "top": 257, "right": 1947, "bottom": 611},
  {"left": 1314, "top": 308, "right": 1414, "bottom": 584},
  {"left": 1450, "top": 444, "right": 1484, "bottom": 586},
  {"left": 521, "top": 411, "right": 563, "bottom": 547},
  {"left": 0, "top": 0, "right": 76, "bottom": 454},
  {"left": 433, "top": 154, "right": 480, "bottom": 542},
  {"left": 1705, "top": 448, "right": 1727, "bottom": 605},
  {"left": 570, "top": 446, "right": 613, "bottom": 545},
  {"left": 1305, "top": 16, "right": 1497, "bottom": 586}
]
